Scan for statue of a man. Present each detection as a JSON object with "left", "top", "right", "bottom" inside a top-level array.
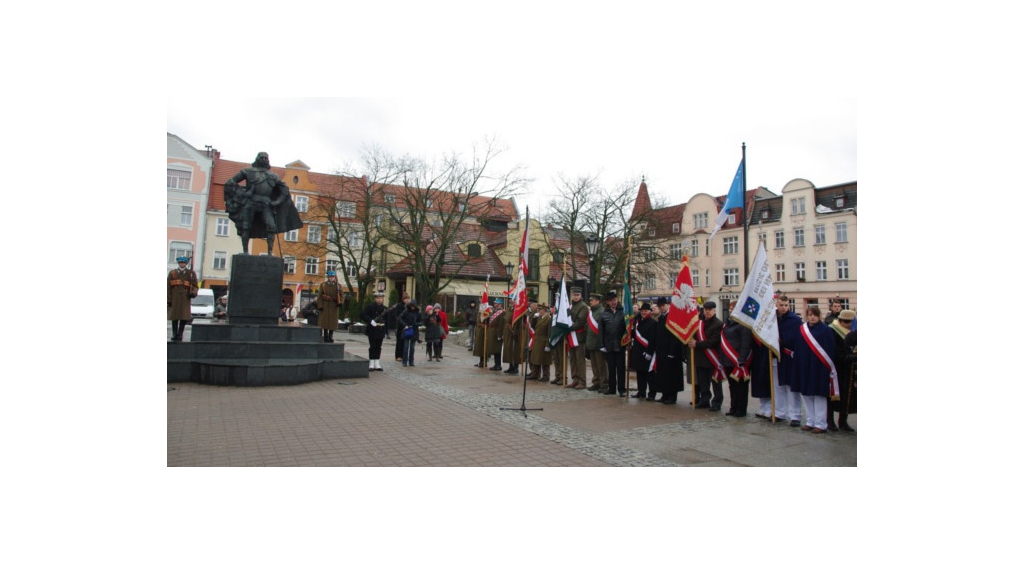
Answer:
[{"left": 224, "top": 152, "right": 303, "bottom": 255}]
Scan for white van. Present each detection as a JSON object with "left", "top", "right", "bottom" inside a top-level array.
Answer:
[{"left": 191, "top": 288, "right": 215, "bottom": 319}]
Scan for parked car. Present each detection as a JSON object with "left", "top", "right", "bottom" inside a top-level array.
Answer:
[{"left": 191, "top": 289, "right": 215, "bottom": 319}]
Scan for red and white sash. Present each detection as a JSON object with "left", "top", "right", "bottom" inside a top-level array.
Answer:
[
  {"left": 697, "top": 320, "right": 727, "bottom": 382},
  {"left": 634, "top": 324, "right": 650, "bottom": 349},
  {"left": 720, "top": 328, "right": 751, "bottom": 381},
  {"left": 648, "top": 352, "right": 657, "bottom": 373},
  {"left": 800, "top": 322, "right": 839, "bottom": 395},
  {"left": 527, "top": 320, "right": 536, "bottom": 348},
  {"left": 587, "top": 310, "right": 599, "bottom": 334},
  {"left": 567, "top": 330, "right": 581, "bottom": 348}
]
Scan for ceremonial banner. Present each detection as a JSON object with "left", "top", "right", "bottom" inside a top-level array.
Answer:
[
  {"left": 510, "top": 209, "right": 531, "bottom": 326},
  {"left": 730, "top": 242, "right": 780, "bottom": 357},
  {"left": 550, "top": 275, "right": 572, "bottom": 347},
  {"left": 665, "top": 255, "right": 700, "bottom": 343}
]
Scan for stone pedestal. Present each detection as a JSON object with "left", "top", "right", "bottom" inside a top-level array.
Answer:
[
  {"left": 227, "top": 254, "right": 283, "bottom": 324},
  {"left": 166, "top": 253, "right": 368, "bottom": 386}
]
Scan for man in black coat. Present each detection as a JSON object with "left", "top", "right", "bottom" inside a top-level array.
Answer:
[
  {"left": 465, "top": 300, "right": 478, "bottom": 351},
  {"left": 687, "top": 301, "right": 725, "bottom": 411},
  {"left": 653, "top": 297, "right": 686, "bottom": 404},
  {"left": 360, "top": 292, "right": 388, "bottom": 371},
  {"left": 630, "top": 302, "right": 658, "bottom": 400},
  {"left": 721, "top": 302, "right": 754, "bottom": 417},
  {"left": 597, "top": 291, "right": 627, "bottom": 396}
]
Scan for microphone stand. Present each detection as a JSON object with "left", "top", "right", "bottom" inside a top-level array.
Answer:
[{"left": 501, "top": 315, "right": 543, "bottom": 418}]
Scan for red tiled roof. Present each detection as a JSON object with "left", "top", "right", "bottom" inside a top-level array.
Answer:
[{"left": 630, "top": 179, "right": 652, "bottom": 221}]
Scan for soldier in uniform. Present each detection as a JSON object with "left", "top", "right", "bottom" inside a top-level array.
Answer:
[
  {"left": 502, "top": 303, "right": 521, "bottom": 374},
  {"left": 360, "top": 291, "right": 388, "bottom": 371},
  {"left": 487, "top": 298, "right": 507, "bottom": 371},
  {"left": 585, "top": 293, "right": 607, "bottom": 392},
  {"left": 567, "top": 286, "right": 589, "bottom": 389},
  {"left": 167, "top": 256, "right": 198, "bottom": 342},
  {"left": 687, "top": 301, "right": 725, "bottom": 411},
  {"left": 223, "top": 152, "right": 303, "bottom": 255},
  {"left": 316, "top": 270, "right": 343, "bottom": 343},
  {"left": 473, "top": 304, "right": 490, "bottom": 367},
  {"left": 527, "top": 304, "right": 553, "bottom": 381}
]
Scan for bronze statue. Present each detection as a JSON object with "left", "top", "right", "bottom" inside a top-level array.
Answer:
[{"left": 224, "top": 152, "right": 303, "bottom": 255}]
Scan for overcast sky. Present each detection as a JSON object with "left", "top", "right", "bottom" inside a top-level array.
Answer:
[{"left": 167, "top": 97, "right": 856, "bottom": 216}]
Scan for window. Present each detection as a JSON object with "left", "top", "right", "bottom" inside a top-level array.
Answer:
[
  {"left": 213, "top": 251, "right": 227, "bottom": 270},
  {"left": 670, "top": 243, "right": 683, "bottom": 259},
  {"left": 837, "top": 259, "right": 850, "bottom": 280},
  {"left": 295, "top": 195, "right": 308, "bottom": 213},
  {"left": 705, "top": 239, "right": 710, "bottom": 257},
  {"left": 648, "top": 227, "right": 656, "bottom": 237},
  {"left": 669, "top": 274, "right": 675, "bottom": 289},
  {"left": 694, "top": 212, "right": 708, "bottom": 229},
  {"left": 336, "top": 201, "right": 356, "bottom": 218},
  {"left": 347, "top": 263, "right": 359, "bottom": 277},
  {"left": 552, "top": 250, "right": 564, "bottom": 264},
  {"left": 283, "top": 256, "right": 296, "bottom": 274},
  {"left": 814, "top": 225, "right": 826, "bottom": 245},
  {"left": 794, "top": 228, "right": 805, "bottom": 247},
  {"left": 836, "top": 222, "right": 848, "bottom": 243},
  {"left": 167, "top": 168, "right": 191, "bottom": 191},
  {"left": 672, "top": 222, "right": 680, "bottom": 234},
  {"left": 384, "top": 194, "right": 396, "bottom": 204},
  {"left": 758, "top": 232, "right": 767, "bottom": 247},
  {"left": 836, "top": 196, "right": 845, "bottom": 208},
  {"left": 761, "top": 209, "right": 770, "bottom": 220},
  {"left": 795, "top": 262, "right": 806, "bottom": 281},
  {"left": 727, "top": 213, "right": 736, "bottom": 226},
  {"left": 347, "top": 231, "right": 362, "bottom": 248},
  {"left": 468, "top": 244, "right": 482, "bottom": 258},
  {"left": 426, "top": 198, "right": 434, "bottom": 208},
  {"left": 775, "top": 263, "right": 786, "bottom": 282},
  {"left": 775, "top": 230, "right": 785, "bottom": 249},
  {"left": 180, "top": 205, "right": 193, "bottom": 227},
  {"left": 307, "top": 225, "right": 321, "bottom": 243},
  {"left": 723, "top": 236, "right": 739, "bottom": 255},
  {"left": 816, "top": 261, "right": 828, "bottom": 280},
  {"left": 644, "top": 247, "right": 656, "bottom": 261},
  {"left": 284, "top": 229, "right": 298, "bottom": 242},
  {"left": 216, "top": 218, "right": 229, "bottom": 236},
  {"left": 325, "top": 259, "right": 340, "bottom": 274},
  {"left": 374, "top": 214, "right": 383, "bottom": 227},
  {"left": 168, "top": 242, "right": 193, "bottom": 264},
  {"left": 305, "top": 257, "right": 319, "bottom": 275},
  {"left": 528, "top": 250, "right": 539, "bottom": 281},
  {"left": 791, "top": 197, "right": 806, "bottom": 215},
  {"left": 724, "top": 268, "right": 740, "bottom": 287},
  {"left": 690, "top": 239, "right": 699, "bottom": 257},
  {"left": 692, "top": 269, "right": 700, "bottom": 287}
]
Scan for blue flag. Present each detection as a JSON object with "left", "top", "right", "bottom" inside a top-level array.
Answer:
[{"left": 709, "top": 158, "right": 745, "bottom": 241}]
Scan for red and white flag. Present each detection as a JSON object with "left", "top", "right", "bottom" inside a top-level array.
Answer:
[
  {"left": 510, "top": 209, "right": 531, "bottom": 326},
  {"left": 666, "top": 255, "right": 700, "bottom": 343}
]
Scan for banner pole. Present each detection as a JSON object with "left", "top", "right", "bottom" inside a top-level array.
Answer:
[
  {"left": 690, "top": 347, "right": 697, "bottom": 407},
  {"left": 769, "top": 350, "right": 777, "bottom": 423}
]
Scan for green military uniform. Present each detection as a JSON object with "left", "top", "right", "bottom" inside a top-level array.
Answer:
[
  {"left": 473, "top": 309, "right": 490, "bottom": 365},
  {"left": 528, "top": 306, "right": 553, "bottom": 381},
  {"left": 586, "top": 294, "right": 608, "bottom": 391},
  {"left": 167, "top": 259, "right": 198, "bottom": 341},
  {"left": 486, "top": 304, "right": 506, "bottom": 370},
  {"left": 568, "top": 289, "right": 589, "bottom": 388},
  {"left": 316, "top": 274, "right": 343, "bottom": 342}
]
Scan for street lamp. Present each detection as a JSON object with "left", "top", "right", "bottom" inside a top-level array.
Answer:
[
  {"left": 585, "top": 235, "right": 599, "bottom": 295},
  {"left": 547, "top": 275, "right": 557, "bottom": 305},
  {"left": 505, "top": 261, "right": 514, "bottom": 292}
]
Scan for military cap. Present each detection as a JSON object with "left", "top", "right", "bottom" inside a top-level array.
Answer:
[
  {"left": 175, "top": 256, "right": 189, "bottom": 263},
  {"left": 589, "top": 293, "right": 603, "bottom": 301},
  {"left": 571, "top": 286, "right": 583, "bottom": 294},
  {"left": 703, "top": 300, "right": 717, "bottom": 309}
]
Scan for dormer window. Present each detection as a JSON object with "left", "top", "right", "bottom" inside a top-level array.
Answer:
[
  {"left": 672, "top": 222, "right": 680, "bottom": 233},
  {"left": 468, "top": 244, "right": 481, "bottom": 258},
  {"left": 384, "top": 193, "right": 396, "bottom": 204},
  {"left": 648, "top": 228, "right": 656, "bottom": 237},
  {"left": 836, "top": 196, "right": 845, "bottom": 207},
  {"left": 761, "top": 209, "right": 769, "bottom": 220}
]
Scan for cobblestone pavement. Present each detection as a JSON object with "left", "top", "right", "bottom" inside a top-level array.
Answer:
[{"left": 168, "top": 324, "right": 857, "bottom": 466}]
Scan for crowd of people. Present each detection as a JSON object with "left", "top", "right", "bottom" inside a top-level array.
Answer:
[{"left": 170, "top": 264, "right": 856, "bottom": 434}]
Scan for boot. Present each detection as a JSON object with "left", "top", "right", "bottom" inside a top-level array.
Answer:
[{"left": 827, "top": 404, "right": 839, "bottom": 432}]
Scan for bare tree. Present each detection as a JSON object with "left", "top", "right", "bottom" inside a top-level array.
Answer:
[{"left": 348, "top": 137, "right": 528, "bottom": 304}]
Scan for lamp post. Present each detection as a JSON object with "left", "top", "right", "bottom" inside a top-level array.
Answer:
[
  {"left": 585, "top": 235, "right": 599, "bottom": 296},
  {"left": 547, "top": 275, "right": 557, "bottom": 305},
  {"left": 505, "top": 261, "right": 514, "bottom": 293}
]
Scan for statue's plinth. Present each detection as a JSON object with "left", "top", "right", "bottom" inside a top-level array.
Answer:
[
  {"left": 226, "top": 254, "right": 283, "bottom": 324},
  {"left": 166, "top": 254, "right": 368, "bottom": 386}
]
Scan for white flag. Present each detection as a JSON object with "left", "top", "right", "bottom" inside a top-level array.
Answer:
[
  {"left": 729, "top": 242, "right": 779, "bottom": 356},
  {"left": 550, "top": 275, "right": 572, "bottom": 347}
]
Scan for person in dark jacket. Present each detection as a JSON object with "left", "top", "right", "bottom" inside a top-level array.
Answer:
[
  {"left": 397, "top": 299, "right": 422, "bottom": 367},
  {"left": 721, "top": 302, "right": 754, "bottom": 417},
  {"left": 687, "top": 301, "right": 725, "bottom": 411},
  {"left": 776, "top": 295, "right": 803, "bottom": 426},
  {"left": 630, "top": 302, "right": 658, "bottom": 400},
  {"left": 653, "top": 297, "right": 686, "bottom": 404},
  {"left": 597, "top": 291, "right": 628, "bottom": 396},
  {"left": 360, "top": 292, "right": 388, "bottom": 371},
  {"left": 423, "top": 305, "right": 444, "bottom": 361},
  {"left": 465, "top": 300, "right": 478, "bottom": 351},
  {"left": 393, "top": 293, "right": 411, "bottom": 361},
  {"left": 827, "top": 309, "right": 857, "bottom": 431},
  {"left": 792, "top": 305, "right": 836, "bottom": 433}
]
